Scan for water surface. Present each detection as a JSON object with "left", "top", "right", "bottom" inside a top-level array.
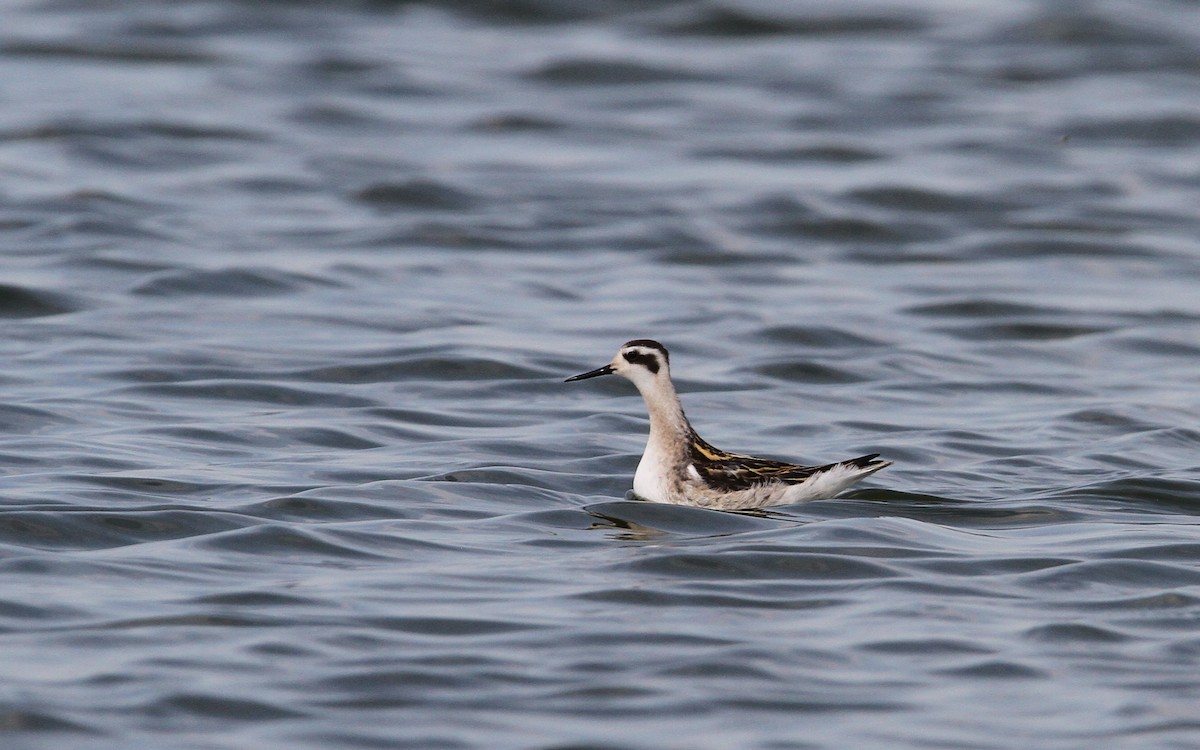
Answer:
[{"left": 2, "top": 1, "right": 1200, "bottom": 748}]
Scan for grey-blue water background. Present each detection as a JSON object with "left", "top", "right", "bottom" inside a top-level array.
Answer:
[{"left": 3, "top": 1, "right": 1200, "bottom": 748}]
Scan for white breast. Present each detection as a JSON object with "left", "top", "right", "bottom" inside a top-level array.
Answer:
[{"left": 632, "top": 437, "right": 675, "bottom": 503}]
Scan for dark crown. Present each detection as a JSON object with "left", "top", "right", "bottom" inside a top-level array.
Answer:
[
  {"left": 621, "top": 339, "right": 669, "bottom": 363},
  {"left": 620, "top": 340, "right": 668, "bottom": 374}
]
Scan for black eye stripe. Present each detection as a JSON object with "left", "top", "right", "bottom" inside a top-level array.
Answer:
[
  {"left": 622, "top": 339, "right": 669, "bottom": 364},
  {"left": 622, "top": 349, "right": 661, "bottom": 374}
]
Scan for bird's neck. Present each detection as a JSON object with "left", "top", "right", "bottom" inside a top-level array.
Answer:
[
  {"left": 639, "top": 381, "right": 692, "bottom": 447},
  {"left": 631, "top": 378, "right": 698, "bottom": 502}
]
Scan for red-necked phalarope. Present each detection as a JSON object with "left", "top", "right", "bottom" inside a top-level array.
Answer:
[{"left": 566, "top": 339, "right": 891, "bottom": 510}]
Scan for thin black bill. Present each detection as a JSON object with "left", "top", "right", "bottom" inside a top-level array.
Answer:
[{"left": 564, "top": 364, "right": 615, "bottom": 382}]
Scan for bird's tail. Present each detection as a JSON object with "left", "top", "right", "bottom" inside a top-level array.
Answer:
[{"left": 841, "top": 453, "right": 893, "bottom": 476}]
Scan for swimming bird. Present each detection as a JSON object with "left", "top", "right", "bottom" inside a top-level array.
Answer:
[{"left": 565, "top": 339, "right": 891, "bottom": 510}]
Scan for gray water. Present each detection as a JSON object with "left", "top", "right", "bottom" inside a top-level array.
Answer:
[{"left": 3, "top": 1, "right": 1200, "bottom": 748}]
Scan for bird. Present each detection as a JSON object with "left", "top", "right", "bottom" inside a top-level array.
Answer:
[{"left": 565, "top": 339, "right": 891, "bottom": 510}]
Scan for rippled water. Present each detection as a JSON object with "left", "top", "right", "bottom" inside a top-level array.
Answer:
[{"left": 3, "top": 1, "right": 1200, "bottom": 748}]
